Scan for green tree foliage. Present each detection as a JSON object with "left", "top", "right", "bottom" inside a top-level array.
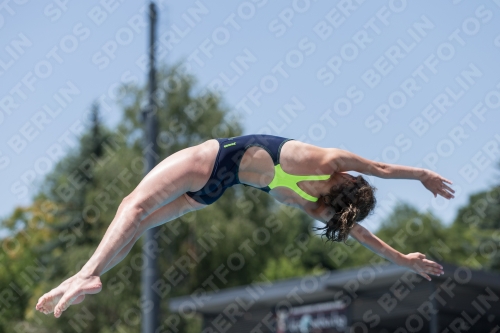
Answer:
[
  {"left": 375, "top": 203, "right": 453, "bottom": 262},
  {"left": 0, "top": 66, "right": 330, "bottom": 332},
  {"left": 450, "top": 185, "right": 500, "bottom": 271},
  {"left": 453, "top": 186, "right": 500, "bottom": 230},
  {"left": 1, "top": 63, "right": 498, "bottom": 332},
  {"left": 0, "top": 200, "right": 57, "bottom": 332}
]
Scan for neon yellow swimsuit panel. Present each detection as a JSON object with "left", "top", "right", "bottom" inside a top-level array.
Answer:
[{"left": 268, "top": 164, "right": 330, "bottom": 202}]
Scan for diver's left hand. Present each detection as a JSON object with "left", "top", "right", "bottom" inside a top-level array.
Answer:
[
  {"left": 420, "top": 169, "right": 455, "bottom": 199},
  {"left": 400, "top": 252, "right": 444, "bottom": 281}
]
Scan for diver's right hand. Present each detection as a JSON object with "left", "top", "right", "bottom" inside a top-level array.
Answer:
[{"left": 420, "top": 169, "right": 454, "bottom": 199}]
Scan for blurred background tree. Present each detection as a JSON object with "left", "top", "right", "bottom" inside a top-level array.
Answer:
[{"left": 0, "top": 66, "right": 499, "bottom": 332}]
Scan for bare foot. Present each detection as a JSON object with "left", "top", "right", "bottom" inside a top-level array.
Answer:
[
  {"left": 36, "top": 276, "right": 76, "bottom": 315},
  {"left": 36, "top": 274, "right": 102, "bottom": 317}
]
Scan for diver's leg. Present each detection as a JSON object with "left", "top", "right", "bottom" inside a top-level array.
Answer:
[
  {"left": 36, "top": 140, "right": 218, "bottom": 317},
  {"left": 100, "top": 193, "right": 205, "bottom": 275},
  {"left": 38, "top": 194, "right": 205, "bottom": 312}
]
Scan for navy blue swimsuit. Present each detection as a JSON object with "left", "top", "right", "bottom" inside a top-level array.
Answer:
[{"left": 186, "top": 134, "right": 292, "bottom": 205}]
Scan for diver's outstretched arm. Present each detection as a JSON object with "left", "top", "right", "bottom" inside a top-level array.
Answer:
[
  {"left": 325, "top": 149, "right": 455, "bottom": 199},
  {"left": 349, "top": 223, "right": 444, "bottom": 281}
]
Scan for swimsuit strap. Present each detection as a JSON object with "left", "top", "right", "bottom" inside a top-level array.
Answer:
[{"left": 267, "top": 164, "right": 330, "bottom": 202}]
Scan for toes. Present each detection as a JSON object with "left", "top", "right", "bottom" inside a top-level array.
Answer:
[
  {"left": 36, "top": 296, "right": 48, "bottom": 311},
  {"left": 38, "top": 293, "right": 60, "bottom": 314},
  {"left": 54, "top": 290, "right": 80, "bottom": 318},
  {"left": 54, "top": 302, "right": 62, "bottom": 317},
  {"left": 36, "top": 294, "right": 49, "bottom": 309}
]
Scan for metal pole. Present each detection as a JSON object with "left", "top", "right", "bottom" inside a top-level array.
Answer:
[
  {"left": 430, "top": 282, "right": 439, "bottom": 333},
  {"left": 142, "top": 2, "right": 160, "bottom": 332}
]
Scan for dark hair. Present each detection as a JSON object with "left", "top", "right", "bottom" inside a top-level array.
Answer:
[{"left": 315, "top": 175, "right": 377, "bottom": 243}]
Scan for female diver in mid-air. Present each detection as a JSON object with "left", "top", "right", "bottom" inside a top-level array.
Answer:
[{"left": 35, "top": 134, "right": 454, "bottom": 318}]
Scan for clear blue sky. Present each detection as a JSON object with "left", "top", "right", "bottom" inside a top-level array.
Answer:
[{"left": 1, "top": 0, "right": 499, "bottom": 236}]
